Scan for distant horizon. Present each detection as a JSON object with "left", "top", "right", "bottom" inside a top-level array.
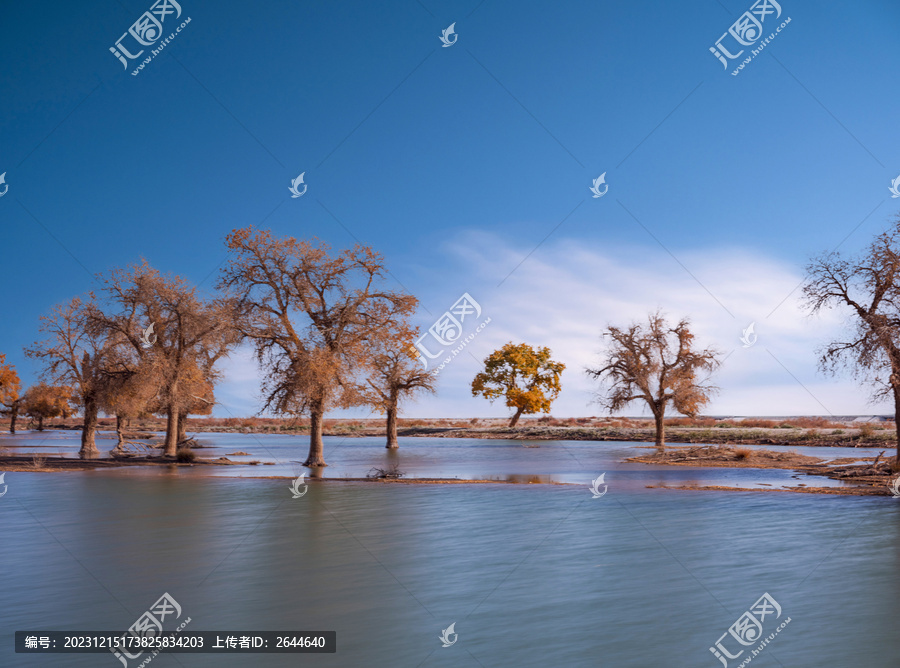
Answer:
[{"left": 31, "top": 412, "right": 894, "bottom": 422}]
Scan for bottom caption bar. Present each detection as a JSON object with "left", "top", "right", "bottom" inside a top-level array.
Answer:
[{"left": 15, "top": 632, "right": 336, "bottom": 653}]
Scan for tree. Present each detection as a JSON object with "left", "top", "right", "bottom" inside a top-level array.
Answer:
[
  {"left": 804, "top": 219, "right": 900, "bottom": 463},
  {"left": 0, "top": 354, "right": 21, "bottom": 434},
  {"left": 586, "top": 313, "right": 720, "bottom": 448},
  {"left": 471, "top": 342, "right": 565, "bottom": 427},
  {"left": 96, "top": 261, "right": 238, "bottom": 457},
  {"left": 100, "top": 349, "right": 159, "bottom": 452},
  {"left": 219, "top": 227, "right": 417, "bottom": 466},
  {"left": 22, "top": 382, "right": 76, "bottom": 431},
  {"left": 362, "top": 331, "right": 437, "bottom": 448},
  {"left": 25, "top": 296, "right": 117, "bottom": 458}
]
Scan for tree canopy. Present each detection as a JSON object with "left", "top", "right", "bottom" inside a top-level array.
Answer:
[
  {"left": 586, "top": 312, "right": 719, "bottom": 448},
  {"left": 471, "top": 342, "right": 565, "bottom": 427},
  {"left": 22, "top": 382, "right": 76, "bottom": 431},
  {"left": 804, "top": 217, "right": 900, "bottom": 462}
]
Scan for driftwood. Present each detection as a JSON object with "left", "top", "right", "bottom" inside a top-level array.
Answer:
[
  {"left": 367, "top": 463, "right": 405, "bottom": 479},
  {"left": 111, "top": 440, "right": 161, "bottom": 457}
]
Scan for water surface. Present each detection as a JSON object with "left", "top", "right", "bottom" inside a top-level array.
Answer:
[{"left": 2, "top": 432, "right": 896, "bottom": 666}]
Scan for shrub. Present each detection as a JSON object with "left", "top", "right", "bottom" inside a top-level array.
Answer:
[
  {"left": 733, "top": 447, "right": 752, "bottom": 460},
  {"left": 175, "top": 447, "right": 196, "bottom": 463},
  {"left": 737, "top": 419, "right": 777, "bottom": 428},
  {"left": 858, "top": 422, "right": 875, "bottom": 439}
]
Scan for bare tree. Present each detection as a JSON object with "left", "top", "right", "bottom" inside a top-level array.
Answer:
[
  {"left": 362, "top": 333, "right": 437, "bottom": 448},
  {"left": 586, "top": 312, "right": 720, "bottom": 448},
  {"left": 25, "top": 296, "right": 116, "bottom": 458},
  {"left": 218, "top": 227, "right": 417, "bottom": 466},
  {"left": 804, "top": 219, "right": 900, "bottom": 463},
  {"left": 96, "top": 261, "right": 238, "bottom": 456}
]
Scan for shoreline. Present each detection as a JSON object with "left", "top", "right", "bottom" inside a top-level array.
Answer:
[
  {"left": 14, "top": 422, "right": 899, "bottom": 448},
  {"left": 3, "top": 429, "right": 897, "bottom": 496}
]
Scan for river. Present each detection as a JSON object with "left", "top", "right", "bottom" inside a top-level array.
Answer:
[{"left": 2, "top": 430, "right": 897, "bottom": 666}]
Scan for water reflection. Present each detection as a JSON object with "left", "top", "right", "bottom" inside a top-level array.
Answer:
[{"left": 0, "top": 430, "right": 869, "bottom": 490}]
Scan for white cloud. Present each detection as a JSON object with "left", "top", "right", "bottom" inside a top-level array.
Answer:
[{"left": 213, "top": 232, "right": 887, "bottom": 419}]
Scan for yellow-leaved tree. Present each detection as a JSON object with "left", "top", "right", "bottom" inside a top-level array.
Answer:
[
  {"left": 21, "top": 382, "right": 76, "bottom": 431},
  {"left": 0, "top": 353, "right": 22, "bottom": 433},
  {"left": 471, "top": 343, "right": 565, "bottom": 427}
]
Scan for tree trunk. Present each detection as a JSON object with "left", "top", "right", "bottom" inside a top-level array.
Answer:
[
  {"left": 893, "top": 384, "right": 900, "bottom": 465},
  {"left": 386, "top": 403, "right": 399, "bottom": 449},
  {"left": 654, "top": 409, "right": 665, "bottom": 450},
  {"left": 112, "top": 414, "right": 125, "bottom": 454},
  {"left": 509, "top": 406, "right": 525, "bottom": 428},
  {"left": 37, "top": 415, "right": 44, "bottom": 431},
  {"left": 304, "top": 404, "right": 327, "bottom": 467},
  {"left": 80, "top": 396, "right": 100, "bottom": 459},
  {"left": 176, "top": 408, "right": 187, "bottom": 444},
  {"left": 164, "top": 405, "right": 178, "bottom": 457},
  {"left": 8, "top": 400, "right": 18, "bottom": 434}
]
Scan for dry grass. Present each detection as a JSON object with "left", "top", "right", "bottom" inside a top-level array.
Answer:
[
  {"left": 663, "top": 417, "right": 855, "bottom": 430},
  {"left": 175, "top": 448, "right": 196, "bottom": 463}
]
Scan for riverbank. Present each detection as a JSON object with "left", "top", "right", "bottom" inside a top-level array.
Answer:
[
  {"left": 404, "top": 424, "right": 897, "bottom": 447},
  {"left": 19, "top": 417, "right": 899, "bottom": 448},
  {"left": 0, "top": 454, "right": 263, "bottom": 472},
  {"left": 630, "top": 444, "right": 898, "bottom": 495}
]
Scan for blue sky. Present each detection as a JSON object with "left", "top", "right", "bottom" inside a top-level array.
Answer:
[{"left": 2, "top": 0, "right": 899, "bottom": 419}]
